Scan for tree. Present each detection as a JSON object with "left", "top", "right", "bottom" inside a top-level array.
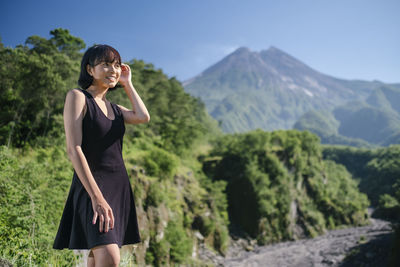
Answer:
[{"left": 0, "top": 29, "right": 83, "bottom": 147}]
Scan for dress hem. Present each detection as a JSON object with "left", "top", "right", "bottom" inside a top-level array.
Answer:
[{"left": 52, "top": 239, "right": 142, "bottom": 250}]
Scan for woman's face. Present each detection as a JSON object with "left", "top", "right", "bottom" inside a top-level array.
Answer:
[{"left": 87, "top": 60, "right": 122, "bottom": 89}]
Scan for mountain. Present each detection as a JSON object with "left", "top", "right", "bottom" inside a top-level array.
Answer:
[
  {"left": 294, "top": 85, "right": 400, "bottom": 146},
  {"left": 184, "top": 46, "right": 384, "bottom": 133}
]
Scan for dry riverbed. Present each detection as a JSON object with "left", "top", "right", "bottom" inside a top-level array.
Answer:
[{"left": 199, "top": 213, "right": 393, "bottom": 266}]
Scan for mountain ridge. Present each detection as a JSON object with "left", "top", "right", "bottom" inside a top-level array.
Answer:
[
  {"left": 184, "top": 46, "right": 386, "bottom": 133},
  {"left": 294, "top": 84, "right": 400, "bottom": 146}
]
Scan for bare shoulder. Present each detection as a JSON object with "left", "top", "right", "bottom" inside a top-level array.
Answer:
[
  {"left": 64, "top": 88, "right": 87, "bottom": 116},
  {"left": 67, "top": 88, "right": 85, "bottom": 99},
  {"left": 66, "top": 88, "right": 86, "bottom": 104}
]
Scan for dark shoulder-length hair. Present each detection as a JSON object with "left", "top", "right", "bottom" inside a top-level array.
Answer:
[{"left": 78, "top": 44, "right": 122, "bottom": 90}]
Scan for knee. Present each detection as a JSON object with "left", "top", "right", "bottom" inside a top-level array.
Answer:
[
  {"left": 102, "top": 251, "right": 119, "bottom": 267},
  {"left": 92, "top": 244, "right": 120, "bottom": 267},
  {"left": 107, "top": 253, "right": 120, "bottom": 267}
]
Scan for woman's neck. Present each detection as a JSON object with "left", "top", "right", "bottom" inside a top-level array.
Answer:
[{"left": 86, "top": 86, "right": 108, "bottom": 101}]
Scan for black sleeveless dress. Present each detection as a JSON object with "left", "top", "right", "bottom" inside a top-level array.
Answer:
[{"left": 53, "top": 89, "right": 141, "bottom": 249}]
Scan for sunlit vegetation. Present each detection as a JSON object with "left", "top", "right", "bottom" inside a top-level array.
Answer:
[
  {"left": 323, "top": 145, "right": 400, "bottom": 265},
  {"left": 202, "top": 130, "right": 369, "bottom": 245}
]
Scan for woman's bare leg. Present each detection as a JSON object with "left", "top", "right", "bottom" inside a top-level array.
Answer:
[
  {"left": 91, "top": 244, "right": 120, "bottom": 267},
  {"left": 87, "top": 250, "right": 95, "bottom": 267}
]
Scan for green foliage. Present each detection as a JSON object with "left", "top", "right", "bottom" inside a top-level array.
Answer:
[
  {"left": 205, "top": 130, "right": 369, "bottom": 243},
  {"left": 143, "top": 147, "right": 178, "bottom": 179},
  {"left": 323, "top": 145, "right": 400, "bottom": 206},
  {"left": 312, "top": 160, "right": 369, "bottom": 226},
  {"left": 119, "top": 127, "right": 230, "bottom": 260},
  {"left": 144, "top": 180, "right": 166, "bottom": 209},
  {"left": 294, "top": 109, "right": 339, "bottom": 136},
  {"left": 192, "top": 170, "right": 230, "bottom": 253},
  {"left": 145, "top": 219, "right": 192, "bottom": 266},
  {"left": 26, "top": 28, "right": 85, "bottom": 60},
  {"left": 192, "top": 215, "right": 215, "bottom": 237},
  {"left": 0, "top": 146, "right": 77, "bottom": 266},
  {"left": 213, "top": 223, "right": 230, "bottom": 254},
  {"left": 165, "top": 220, "right": 192, "bottom": 263},
  {"left": 323, "top": 144, "right": 400, "bottom": 265},
  {"left": 0, "top": 30, "right": 81, "bottom": 147},
  {"left": 379, "top": 194, "right": 399, "bottom": 209},
  {"left": 147, "top": 238, "right": 169, "bottom": 266}
]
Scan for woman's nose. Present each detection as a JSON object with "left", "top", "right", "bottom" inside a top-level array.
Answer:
[{"left": 109, "top": 66, "right": 118, "bottom": 74}]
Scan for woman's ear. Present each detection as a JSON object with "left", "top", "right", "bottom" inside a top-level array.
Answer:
[{"left": 86, "top": 64, "right": 93, "bottom": 76}]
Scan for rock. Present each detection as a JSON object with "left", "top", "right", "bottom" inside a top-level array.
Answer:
[
  {"left": 195, "top": 231, "right": 204, "bottom": 240},
  {"left": 322, "top": 258, "right": 336, "bottom": 265},
  {"left": 245, "top": 245, "right": 254, "bottom": 251},
  {"left": 0, "top": 258, "right": 13, "bottom": 267},
  {"left": 155, "top": 230, "right": 164, "bottom": 241},
  {"left": 249, "top": 239, "right": 257, "bottom": 246}
]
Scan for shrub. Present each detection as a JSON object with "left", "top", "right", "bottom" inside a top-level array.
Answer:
[
  {"left": 165, "top": 220, "right": 192, "bottom": 263},
  {"left": 144, "top": 147, "right": 178, "bottom": 180},
  {"left": 0, "top": 146, "right": 78, "bottom": 266}
]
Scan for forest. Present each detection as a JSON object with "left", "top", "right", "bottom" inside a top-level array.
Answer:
[{"left": 0, "top": 29, "right": 399, "bottom": 266}]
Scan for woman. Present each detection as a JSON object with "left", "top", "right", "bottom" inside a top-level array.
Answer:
[{"left": 53, "top": 44, "right": 150, "bottom": 267}]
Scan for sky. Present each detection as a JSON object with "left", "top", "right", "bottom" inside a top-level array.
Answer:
[{"left": 0, "top": 0, "right": 399, "bottom": 83}]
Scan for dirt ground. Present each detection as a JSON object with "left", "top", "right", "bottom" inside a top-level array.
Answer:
[{"left": 199, "top": 212, "right": 393, "bottom": 267}]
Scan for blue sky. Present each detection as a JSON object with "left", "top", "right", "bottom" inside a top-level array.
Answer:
[{"left": 1, "top": 0, "right": 399, "bottom": 83}]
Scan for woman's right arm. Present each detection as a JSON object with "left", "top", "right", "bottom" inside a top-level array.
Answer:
[{"left": 63, "top": 89, "right": 114, "bottom": 233}]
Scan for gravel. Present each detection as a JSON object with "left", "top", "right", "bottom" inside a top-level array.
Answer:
[{"left": 198, "top": 211, "right": 393, "bottom": 267}]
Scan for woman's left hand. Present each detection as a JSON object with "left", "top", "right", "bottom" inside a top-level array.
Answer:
[{"left": 119, "top": 63, "right": 132, "bottom": 87}]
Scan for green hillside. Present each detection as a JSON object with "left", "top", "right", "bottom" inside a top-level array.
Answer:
[
  {"left": 202, "top": 130, "right": 369, "bottom": 244},
  {"left": 184, "top": 47, "right": 385, "bottom": 133},
  {"left": 211, "top": 88, "right": 318, "bottom": 132},
  {"left": 295, "top": 85, "right": 400, "bottom": 146},
  {"left": 293, "top": 110, "right": 373, "bottom": 147},
  {"left": 323, "top": 145, "right": 400, "bottom": 206}
]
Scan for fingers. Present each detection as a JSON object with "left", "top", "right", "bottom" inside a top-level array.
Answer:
[
  {"left": 109, "top": 209, "right": 115, "bottom": 230},
  {"left": 97, "top": 209, "right": 114, "bottom": 233},
  {"left": 121, "top": 63, "right": 130, "bottom": 71},
  {"left": 99, "top": 214, "right": 104, "bottom": 233},
  {"left": 93, "top": 211, "right": 98, "bottom": 225},
  {"left": 92, "top": 201, "right": 114, "bottom": 233},
  {"left": 103, "top": 208, "right": 114, "bottom": 232},
  {"left": 105, "top": 216, "right": 110, "bottom": 232}
]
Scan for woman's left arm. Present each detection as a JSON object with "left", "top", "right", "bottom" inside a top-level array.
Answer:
[{"left": 118, "top": 64, "right": 150, "bottom": 124}]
